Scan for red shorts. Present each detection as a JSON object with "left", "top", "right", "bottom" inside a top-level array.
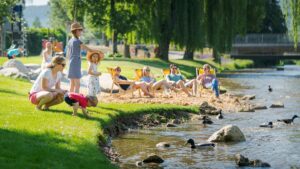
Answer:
[{"left": 29, "top": 92, "right": 38, "bottom": 105}]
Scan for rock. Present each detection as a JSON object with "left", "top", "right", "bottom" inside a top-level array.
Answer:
[
  {"left": 270, "top": 102, "right": 284, "bottom": 108},
  {"left": 199, "top": 102, "right": 221, "bottom": 115},
  {"left": 0, "top": 66, "right": 3, "bottom": 70},
  {"left": 166, "top": 123, "right": 177, "bottom": 127},
  {"left": 25, "top": 63, "right": 40, "bottom": 71},
  {"left": 235, "top": 154, "right": 250, "bottom": 166},
  {"left": 235, "top": 154, "right": 271, "bottom": 167},
  {"left": 238, "top": 106, "right": 255, "bottom": 112},
  {"left": 253, "top": 104, "right": 268, "bottom": 110},
  {"left": 0, "top": 68, "right": 30, "bottom": 81},
  {"left": 208, "top": 125, "right": 246, "bottom": 142},
  {"left": 250, "top": 160, "right": 271, "bottom": 167},
  {"left": 242, "top": 95, "right": 256, "bottom": 100},
  {"left": 3, "top": 59, "right": 29, "bottom": 73},
  {"left": 156, "top": 142, "right": 170, "bottom": 148},
  {"left": 171, "top": 119, "right": 181, "bottom": 124},
  {"left": 136, "top": 161, "right": 143, "bottom": 167},
  {"left": 143, "top": 154, "right": 164, "bottom": 164}
]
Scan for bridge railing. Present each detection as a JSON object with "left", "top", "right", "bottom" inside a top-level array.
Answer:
[{"left": 234, "top": 34, "right": 293, "bottom": 44}]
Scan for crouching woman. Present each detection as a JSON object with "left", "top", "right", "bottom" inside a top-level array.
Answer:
[{"left": 29, "top": 56, "right": 67, "bottom": 110}]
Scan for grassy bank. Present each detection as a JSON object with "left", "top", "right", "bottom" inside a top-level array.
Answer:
[
  {"left": 0, "top": 56, "right": 253, "bottom": 79},
  {"left": 0, "top": 76, "right": 197, "bottom": 169}
]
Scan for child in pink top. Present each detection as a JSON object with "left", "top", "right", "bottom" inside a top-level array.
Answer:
[{"left": 64, "top": 92, "right": 98, "bottom": 116}]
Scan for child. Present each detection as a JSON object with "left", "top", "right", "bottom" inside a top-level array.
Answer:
[
  {"left": 87, "top": 51, "right": 104, "bottom": 96},
  {"left": 64, "top": 92, "right": 98, "bottom": 116},
  {"left": 41, "top": 42, "right": 53, "bottom": 69},
  {"left": 7, "top": 47, "right": 24, "bottom": 59},
  {"left": 66, "top": 22, "right": 99, "bottom": 93}
]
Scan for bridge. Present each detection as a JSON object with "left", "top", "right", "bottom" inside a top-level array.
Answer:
[{"left": 231, "top": 34, "right": 300, "bottom": 60}]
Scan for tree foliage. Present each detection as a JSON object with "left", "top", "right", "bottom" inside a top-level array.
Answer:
[
  {"left": 32, "top": 17, "right": 42, "bottom": 28},
  {"left": 0, "top": 0, "right": 18, "bottom": 24}
]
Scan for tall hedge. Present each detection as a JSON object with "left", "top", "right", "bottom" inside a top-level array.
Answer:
[{"left": 26, "top": 28, "right": 66, "bottom": 55}]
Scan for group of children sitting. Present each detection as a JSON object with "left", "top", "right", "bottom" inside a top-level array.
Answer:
[{"left": 111, "top": 63, "right": 219, "bottom": 98}]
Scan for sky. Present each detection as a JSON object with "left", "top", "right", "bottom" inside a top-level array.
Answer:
[{"left": 26, "top": 0, "right": 49, "bottom": 6}]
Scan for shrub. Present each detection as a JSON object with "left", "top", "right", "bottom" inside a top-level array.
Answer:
[{"left": 26, "top": 28, "right": 66, "bottom": 55}]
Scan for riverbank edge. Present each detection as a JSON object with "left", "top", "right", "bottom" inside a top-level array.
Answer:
[{"left": 98, "top": 109, "right": 199, "bottom": 164}]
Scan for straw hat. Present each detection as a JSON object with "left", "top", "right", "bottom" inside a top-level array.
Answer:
[
  {"left": 87, "top": 51, "right": 104, "bottom": 61},
  {"left": 70, "top": 22, "right": 83, "bottom": 31}
]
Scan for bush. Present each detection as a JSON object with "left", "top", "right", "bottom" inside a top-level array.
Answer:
[{"left": 26, "top": 28, "right": 66, "bottom": 55}]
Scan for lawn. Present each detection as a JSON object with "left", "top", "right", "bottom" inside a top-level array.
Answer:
[
  {"left": 0, "top": 56, "right": 253, "bottom": 79},
  {"left": 0, "top": 76, "right": 197, "bottom": 169}
]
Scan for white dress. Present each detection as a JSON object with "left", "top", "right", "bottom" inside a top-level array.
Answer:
[
  {"left": 88, "top": 62, "right": 100, "bottom": 96},
  {"left": 41, "top": 51, "right": 52, "bottom": 69}
]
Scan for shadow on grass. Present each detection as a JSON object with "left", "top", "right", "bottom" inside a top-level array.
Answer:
[
  {"left": 0, "top": 129, "right": 116, "bottom": 169},
  {"left": 0, "top": 89, "right": 27, "bottom": 96}
]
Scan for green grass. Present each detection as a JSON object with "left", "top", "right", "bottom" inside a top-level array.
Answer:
[
  {"left": 0, "top": 76, "right": 197, "bottom": 169},
  {"left": 0, "top": 56, "right": 253, "bottom": 79}
]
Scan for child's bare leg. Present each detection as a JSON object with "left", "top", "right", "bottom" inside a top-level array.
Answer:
[
  {"left": 72, "top": 103, "right": 79, "bottom": 116},
  {"left": 82, "top": 108, "right": 89, "bottom": 117}
]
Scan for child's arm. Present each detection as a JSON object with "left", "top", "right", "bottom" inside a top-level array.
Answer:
[
  {"left": 80, "top": 44, "right": 97, "bottom": 52},
  {"left": 88, "top": 63, "right": 101, "bottom": 76},
  {"left": 72, "top": 103, "right": 80, "bottom": 116}
]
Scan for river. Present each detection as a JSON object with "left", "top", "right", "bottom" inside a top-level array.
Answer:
[{"left": 112, "top": 65, "right": 300, "bottom": 169}]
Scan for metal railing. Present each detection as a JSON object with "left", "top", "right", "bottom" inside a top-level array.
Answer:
[{"left": 233, "top": 34, "right": 294, "bottom": 44}]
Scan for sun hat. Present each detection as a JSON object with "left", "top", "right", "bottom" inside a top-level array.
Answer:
[
  {"left": 71, "top": 22, "right": 83, "bottom": 31},
  {"left": 87, "top": 51, "right": 104, "bottom": 62}
]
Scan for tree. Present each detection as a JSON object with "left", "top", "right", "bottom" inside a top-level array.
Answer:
[
  {"left": 282, "top": 0, "right": 300, "bottom": 47},
  {"left": 0, "top": 0, "right": 18, "bottom": 24},
  {"left": 85, "top": 0, "right": 138, "bottom": 55},
  {"left": 32, "top": 17, "right": 42, "bottom": 28}
]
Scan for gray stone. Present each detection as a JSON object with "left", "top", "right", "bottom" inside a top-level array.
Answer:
[
  {"left": 166, "top": 123, "right": 177, "bottom": 127},
  {"left": 25, "top": 63, "right": 40, "bottom": 71},
  {"left": 235, "top": 154, "right": 271, "bottom": 167},
  {"left": 143, "top": 154, "right": 164, "bottom": 164},
  {"left": 171, "top": 119, "right": 181, "bottom": 124},
  {"left": 3, "top": 60, "right": 29, "bottom": 73},
  {"left": 0, "top": 68, "right": 29, "bottom": 81},
  {"left": 136, "top": 161, "right": 143, "bottom": 167},
  {"left": 199, "top": 101, "right": 221, "bottom": 115},
  {"left": 253, "top": 104, "right": 268, "bottom": 110},
  {"left": 242, "top": 95, "right": 256, "bottom": 100},
  {"left": 208, "top": 125, "right": 246, "bottom": 142},
  {"left": 235, "top": 154, "right": 250, "bottom": 166},
  {"left": 156, "top": 142, "right": 171, "bottom": 148},
  {"left": 238, "top": 106, "right": 255, "bottom": 112},
  {"left": 270, "top": 102, "right": 284, "bottom": 108}
]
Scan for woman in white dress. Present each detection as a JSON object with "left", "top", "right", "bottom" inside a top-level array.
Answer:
[{"left": 41, "top": 42, "right": 53, "bottom": 69}]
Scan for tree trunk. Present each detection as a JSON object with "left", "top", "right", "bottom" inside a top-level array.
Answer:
[
  {"left": 183, "top": 48, "right": 194, "bottom": 60},
  {"left": 212, "top": 48, "right": 221, "bottom": 64},
  {"left": 112, "top": 31, "right": 118, "bottom": 54},
  {"left": 124, "top": 42, "right": 130, "bottom": 58},
  {"left": 157, "top": 40, "right": 170, "bottom": 61}
]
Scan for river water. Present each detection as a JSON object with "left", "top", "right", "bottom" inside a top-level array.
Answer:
[{"left": 112, "top": 65, "right": 300, "bottom": 169}]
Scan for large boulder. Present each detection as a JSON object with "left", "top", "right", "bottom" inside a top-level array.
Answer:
[
  {"left": 25, "top": 64, "right": 40, "bottom": 71},
  {"left": 199, "top": 101, "right": 221, "bottom": 115},
  {"left": 3, "top": 60, "right": 29, "bottom": 74},
  {"left": 0, "top": 67, "right": 30, "bottom": 81},
  {"left": 208, "top": 125, "right": 246, "bottom": 142}
]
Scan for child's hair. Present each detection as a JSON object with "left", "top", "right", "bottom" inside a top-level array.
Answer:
[
  {"left": 47, "top": 56, "right": 65, "bottom": 69},
  {"left": 169, "top": 64, "right": 176, "bottom": 69},
  {"left": 87, "top": 53, "right": 101, "bottom": 64},
  {"left": 86, "top": 96, "right": 98, "bottom": 107},
  {"left": 203, "top": 64, "right": 211, "bottom": 70},
  {"left": 71, "top": 30, "right": 79, "bottom": 39},
  {"left": 142, "top": 66, "right": 150, "bottom": 77}
]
